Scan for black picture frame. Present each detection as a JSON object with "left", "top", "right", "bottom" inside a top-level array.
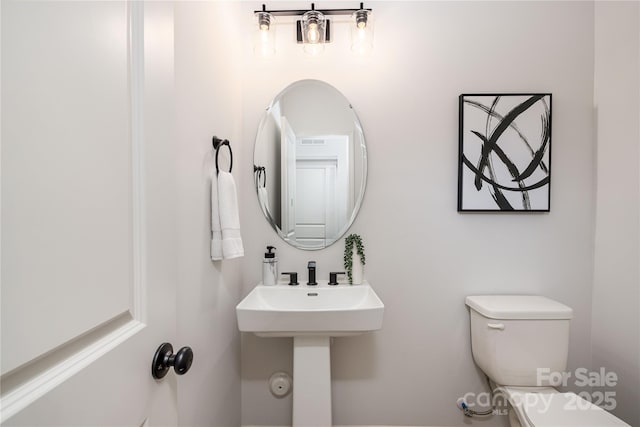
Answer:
[{"left": 458, "top": 93, "right": 552, "bottom": 212}]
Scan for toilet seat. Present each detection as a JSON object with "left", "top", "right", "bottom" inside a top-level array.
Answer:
[{"left": 501, "top": 387, "right": 629, "bottom": 427}]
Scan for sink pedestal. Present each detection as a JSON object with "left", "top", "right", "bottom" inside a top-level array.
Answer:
[
  {"left": 236, "top": 282, "right": 385, "bottom": 426},
  {"left": 293, "top": 336, "right": 331, "bottom": 426}
]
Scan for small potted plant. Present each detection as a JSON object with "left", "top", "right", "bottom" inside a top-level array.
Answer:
[{"left": 344, "top": 234, "right": 366, "bottom": 285}]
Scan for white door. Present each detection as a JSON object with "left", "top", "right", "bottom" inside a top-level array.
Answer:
[
  {"left": 294, "top": 160, "right": 337, "bottom": 246},
  {"left": 1, "top": 2, "right": 179, "bottom": 425},
  {"left": 281, "top": 117, "right": 297, "bottom": 239}
]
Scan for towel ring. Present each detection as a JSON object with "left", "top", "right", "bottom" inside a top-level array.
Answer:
[
  {"left": 260, "top": 168, "right": 266, "bottom": 188},
  {"left": 254, "top": 165, "right": 266, "bottom": 188},
  {"left": 213, "top": 136, "right": 233, "bottom": 175}
]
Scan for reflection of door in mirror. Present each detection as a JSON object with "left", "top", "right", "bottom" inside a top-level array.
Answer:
[
  {"left": 293, "top": 135, "right": 351, "bottom": 247},
  {"left": 281, "top": 116, "right": 297, "bottom": 239}
]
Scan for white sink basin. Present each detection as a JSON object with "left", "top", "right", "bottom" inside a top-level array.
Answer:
[{"left": 236, "top": 281, "right": 384, "bottom": 337}]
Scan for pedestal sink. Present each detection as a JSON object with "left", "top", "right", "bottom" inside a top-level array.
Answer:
[{"left": 236, "top": 281, "right": 384, "bottom": 426}]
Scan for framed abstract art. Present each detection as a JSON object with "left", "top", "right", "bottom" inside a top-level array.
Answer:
[{"left": 458, "top": 93, "right": 552, "bottom": 212}]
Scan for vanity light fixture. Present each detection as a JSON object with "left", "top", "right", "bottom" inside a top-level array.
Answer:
[{"left": 254, "top": 3, "right": 373, "bottom": 56}]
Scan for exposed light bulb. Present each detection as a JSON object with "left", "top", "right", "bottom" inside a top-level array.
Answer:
[{"left": 307, "top": 22, "right": 319, "bottom": 43}]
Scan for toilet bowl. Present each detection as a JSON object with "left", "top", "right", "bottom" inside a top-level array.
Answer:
[
  {"left": 466, "top": 295, "right": 629, "bottom": 427},
  {"left": 498, "top": 386, "right": 629, "bottom": 427}
]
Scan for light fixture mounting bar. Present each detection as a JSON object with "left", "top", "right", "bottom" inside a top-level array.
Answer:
[{"left": 255, "top": 3, "right": 372, "bottom": 17}]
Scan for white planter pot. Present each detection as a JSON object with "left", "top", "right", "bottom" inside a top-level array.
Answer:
[{"left": 351, "top": 247, "right": 364, "bottom": 285}]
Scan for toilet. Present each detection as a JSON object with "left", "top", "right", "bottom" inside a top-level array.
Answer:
[{"left": 465, "top": 295, "right": 630, "bottom": 427}]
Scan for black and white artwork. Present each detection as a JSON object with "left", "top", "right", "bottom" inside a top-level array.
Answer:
[{"left": 458, "top": 94, "right": 552, "bottom": 212}]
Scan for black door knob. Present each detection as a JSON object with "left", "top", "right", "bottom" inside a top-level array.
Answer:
[{"left": 152, "top": 343, "right": 194, "bottom": 379}]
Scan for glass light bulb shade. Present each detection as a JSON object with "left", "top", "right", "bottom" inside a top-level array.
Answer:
[
  {"left": 257, "top": 11, "right": 272, "bottom": 30},
  {"left": 354, "top": 9, "right": 369, "bottom": 29},
  {"left": 351, "top": 10, "right": 373, "bottom": 55},
  {"left": 254, "top": 12, "right": 275, "bottom": 57},
  {"left": 301, "top": 10, "right": 326, "bottom": 45}
]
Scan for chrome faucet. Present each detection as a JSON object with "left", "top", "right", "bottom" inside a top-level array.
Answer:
[{"left": 307, "top": 261, "right": 317, "bottom": 286}]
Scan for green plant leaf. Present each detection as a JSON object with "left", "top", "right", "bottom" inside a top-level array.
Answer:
[{"left": 343, "top": 233, "right": 365, "bottom": 284}]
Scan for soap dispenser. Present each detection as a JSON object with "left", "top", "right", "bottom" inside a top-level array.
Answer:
[{"left": 262, "top": 246, "right": 278, "bottom": 286}]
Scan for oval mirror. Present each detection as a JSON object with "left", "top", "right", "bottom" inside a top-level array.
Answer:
[{"left": 253, "top": 79, "right": 367, "bottom": 250}]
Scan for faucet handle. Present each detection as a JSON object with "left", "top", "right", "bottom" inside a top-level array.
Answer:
[
  {"left": 281, "top": 272, "right": 299, "bottom": 286},
  {"left": 328, "top": 272, "right": 345, "bottom": 286},
  {"left": 307, "top": 261, "right": 316, "bottom": 268}
]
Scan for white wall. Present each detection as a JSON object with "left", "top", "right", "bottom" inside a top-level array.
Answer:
[
  {"left": 239, "top": 1, "right": 596, "bottom": 425},
  {"left": 170, "top": 2, "right": 640, "bottom": 426},
  {"left": 174, "top": 3, "right": 244, "bottom": 426},
  {"left": 593, "top": 2, "right": 640, "bottom": 426}
]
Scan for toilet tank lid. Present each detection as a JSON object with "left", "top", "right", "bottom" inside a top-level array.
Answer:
[{"left": 465, "top": 295, "right": 573, "bottom": 320}]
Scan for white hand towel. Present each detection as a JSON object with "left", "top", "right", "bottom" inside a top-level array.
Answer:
[
  {"left": 210, "top": 170, "right": 223, "bottom": 261},
  {"left": 218, "top": 171, "right": 244, "bottom": 259}
]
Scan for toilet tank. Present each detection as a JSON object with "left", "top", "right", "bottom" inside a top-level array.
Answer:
[{"left": 465, "top": 295, "right": 573, "bottom": 387}]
